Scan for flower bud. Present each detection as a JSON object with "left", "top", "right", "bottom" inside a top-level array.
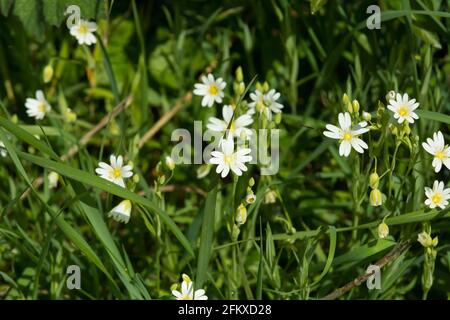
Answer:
[
  {"left": 48, "top": 171, "right": 59, "bottom": 189},
  {"left": 245, "top": 189, "right": 256, "bottom": 205},
  {"left": 347, "top": 101, "right": 353, "bottom": 113},
  {"left": 342, "top": 93, "right": 350, "bottom": 105},
  {"left": 182, "top": 274, "right": 192, "bottom": 283},
  {"left": 362, "top": 111, "right": 371, "bottom": 121},
  {"left": 197, "top": 164, "right": 211, "bottom": 179},
  {"left": 165, "top": 156, "right": 175, "bottom": 171},
  {"left": 238, "top": 82, "right": 245, "bottom": 95},
  {"left": 352, "top": 100, "right": 360, "bottom": 113},
  {"left": 262, "top": 81, "right": 269, "bottom": 93},
  {"left": 418, "top": 231, "right": 438, "bottom": 248},
  {"left": 235, "top": 66, "right": 243, "bottom": 82},
  {"left": 387, "top": 90, "right": 396, "bottom": 101},
  {"left": 378, "top": 222, "right": 389, "bottom": 239},
  {"left": 248, "top": 177, "right": 255, "bottom": 187},
  {"left": 264, "top": 189, "right": 277, "bottom": 204},
  {"left": 369, "top": 172, "right": 379, "bottom": 189},
  {"left": 235, "top": 203, "right": 247, "bottom": 225},
  {"left": 369, "top": 188, "right": 383, "bottom": 206},
  {"left": 43, "top": 64, "right": 54, "bottom": 83}
]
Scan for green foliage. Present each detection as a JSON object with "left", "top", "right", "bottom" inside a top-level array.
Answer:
[{"left": 1, "top": 0, "right": 450, "bottom": 301}]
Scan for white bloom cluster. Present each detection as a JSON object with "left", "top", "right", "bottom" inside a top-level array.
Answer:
[{"left": 193, "top": 73, "right": 284, "bottom": 178}]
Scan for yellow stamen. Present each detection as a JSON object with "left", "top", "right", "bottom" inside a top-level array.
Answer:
[
  {"left": 78, "top": 24, "right": 88, "bottom": 34},
  {"left": 432, "top": 193, "right": 442, "bottom": 204},
  {"left": 224, "top": 155, "right": 233, "bottom": 165},
  {"left": 38, "top": 102, "right": 47, "bottom": 113},
  {"left": 343, "top": 132, "right": 352, "bottom": 141},
  {"left": 181, "top": 295, "right": 193, "bottom": 300},
  {"left": 398, "top": 106, "right": 408, "bottom": 117},
  {"left": 436, "top": 151, "right": 445, "bottom": 160},
  {"left": 112, "top": 168, "right": 122, "bottom": 178},
  {"left": 208, "top": 85, "right": 218, "bottom": 95}
]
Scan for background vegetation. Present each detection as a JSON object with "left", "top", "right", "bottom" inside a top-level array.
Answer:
[{"left": 0, "top": 0, "right": 449, "bottom": 299}]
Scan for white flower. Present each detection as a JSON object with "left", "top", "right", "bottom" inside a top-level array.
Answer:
[
  {"left": 248, "top": 89, "right": 283, "bottom": 120},
  {"left": 95, "top": 155, "right": 133, "bottom": 188},
  {"left": 207, "top": 105, "right": 253, "bottom": 139},
  {"left": 108, "top": 200, "right": 132, "bottom": 223},
  {"left": 25, "top": 90, "right": 51, "bottom": 120},
  {"left": 0, "top": 141, "right": 6, "bottom": 157},
  {"left": 193, "top": 74, "right": 226, "bottom": 107},
  {"left": 422, "top": 131, "right": 450, "bottom": 173},
  {"left": 387, "top": 92, "right": 419, "bottom": 124},
  {"left": 264, "top": 89, "right": 284, "bottom": 115},
  {"left": 69, "top": 19, "right": 97, "bottom": 46},
  {"left": 424, "top": 180, "right": 450, "bottom": 209},
  {"left": 323, "top": 112, "right": 370, "bottom": 157},
  {"left": 209, "top": 135, "right": 252, "bottom": 178},
  {"left": 48, "top": 171, "right": 59, "bottom": 189},
  {"left": 172, "top": 274, "right": 207, "bottom": 300}
]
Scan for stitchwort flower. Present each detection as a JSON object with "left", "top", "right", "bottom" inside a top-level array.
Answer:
[
  {"left": 422, "top": 131, "right": 450, "bottom": 173},
  {"left": 323, "top": 112, "right": 369, "bottom": 157},
  {"left": 193, "top": 74, "right": 226, "bottom": 107},
  {"left": 95, "top": 155, "right": 133, "bottom": 188}
]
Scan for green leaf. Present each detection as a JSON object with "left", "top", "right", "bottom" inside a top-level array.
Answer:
[
  {"left": 17, "top": 152, "right": 195, "bottom": 257},
  {"left": 416, "top": 110, "right": 450, "bottom": 125},
  {"left": 13, "top": 0, "right": 45, "bottom": 42},
  {"left": 310, "top": 226, "right": 336, "bottom": 286},
  {"left": 0, "top": 117, "right": 60, "bottom": 160},
  {"left": 0, "top": 0, "right": 13, "bottom": 16}
]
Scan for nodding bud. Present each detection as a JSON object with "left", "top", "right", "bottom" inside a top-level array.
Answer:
[
  {"left": 165, "top": 156, "right": 175, "bottom": 171},
  {"left": 342, "top": 93, "right": 350, "bottom": 105},
  {"left": 417, "top": 231, "right": 438, "bottom": 248},
  {"left": 248, "top": 177, "right": 255, "bottom": 187},
  {"left": 378, "top": 222, "right": 389, "bottom": 239},
  {"left": 48, "top": 171, "right": 59, "bottom": 189},
  {"left": 235, "top": 66, "right": 243, "bottom": 82},
  {"left": 369, "top": 172, "right": 380, "bottom": 189},
  {"left": 133, "top": 174, "right": 140, "bottom": 183},
  {"left": 264, "top": 189, "right": 277, "bottom": 204},
  {"left": 362, "top": 111, "right": 372, "bottom": 121},
  {"left": 352, "top": 100, "right": 360, "bottom": 113},
  {"left": 235, "top": 203, "right": 247, "bottom": 225},
  {"left": 369, "top": 189, "right": 383, "bottom": 206},
  {"left": 43, "top": 64, "right": 54, "bottom": 83},
  {"left": 246, "top": 189, "right": 256, "bottom": 205},
  {"left": 387, "top": 90, "right": 396, "bottom": 101}
]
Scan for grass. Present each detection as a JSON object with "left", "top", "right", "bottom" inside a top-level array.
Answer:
[{"left": 0, "top": 0, "right": 450, "bottom": 300}]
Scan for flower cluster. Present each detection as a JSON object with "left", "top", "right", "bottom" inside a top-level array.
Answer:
[{"left": 193, "top": 68, "right": 284, "bottom": 179}]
